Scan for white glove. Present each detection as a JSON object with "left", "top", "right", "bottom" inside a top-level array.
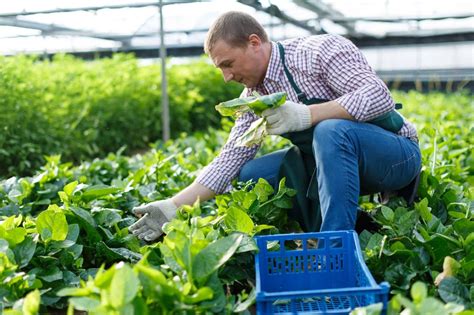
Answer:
[
  {"left": 262, "top": 101, "right": 312, "bottom": 135},
  {"left": 128, "top": 199, "right": 177, "bottom": 241}
]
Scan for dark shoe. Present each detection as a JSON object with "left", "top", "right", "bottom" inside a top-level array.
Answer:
[
  {"left": 396, "top": 171, "right": 422, "bottom": 206},
  {"left": 355, "top": 209, "right": 381, "bottom": 234}
]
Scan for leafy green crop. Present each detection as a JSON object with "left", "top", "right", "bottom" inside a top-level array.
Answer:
[
  {"left": 357, "top": 91, "right": 473, "bottom": 313},
  {"left": 0, "top": 127, "right": 297, "bottom": 314},
  {"left": 215, "top": 92, "right": 287, "bottom": 147},
  {"left": 215, "top": 91, "right": 286, "bottom": 117},
  {"left": 0, "top": 91, "right": 472, "bottom": 314}
]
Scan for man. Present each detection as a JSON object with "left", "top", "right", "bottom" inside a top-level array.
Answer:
[{"left": 129, "top": 11, "right": 421, "bottom": 242}]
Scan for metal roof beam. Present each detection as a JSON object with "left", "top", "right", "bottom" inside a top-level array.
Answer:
[
  {"left": 0, "top": 21, "right": 291, "bottom": 40},
  {"left": 0, "top": 17, "right": 128, "bottom": 44},
  {"left": 329, "top": 13, "right": 474, "bottom": 23},
  {"left": 292, "top": 0, "right": 356, "bottom": 35},
  {"left": 0, "top": 1, "right": 201, "bottom": 18},
  {"left": 237, "top": 0, "right": 322, "bottom": 34}
]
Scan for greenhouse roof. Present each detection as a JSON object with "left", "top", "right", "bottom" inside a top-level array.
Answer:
[{"left": 0, "top": 0, "right": 473, "bottom": 57}]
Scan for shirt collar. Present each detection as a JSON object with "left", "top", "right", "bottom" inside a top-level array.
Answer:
[
  {"left": 251, "top": 41, "right": 283, "bottom": 94},
  {"left": 264, "top": 41, "right": 283, "bottom": 83}
]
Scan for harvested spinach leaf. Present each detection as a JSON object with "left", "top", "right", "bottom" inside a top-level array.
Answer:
[{"left": 215, "top": 91, "right": 287, "bottom": 147}]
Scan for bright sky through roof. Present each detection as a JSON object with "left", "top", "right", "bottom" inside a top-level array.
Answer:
[{"left": 0, "top": 0, "right": 472, "bottom": 73}]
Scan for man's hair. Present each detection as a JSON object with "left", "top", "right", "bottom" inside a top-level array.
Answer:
[{"left": 204, "top": 11, "right": 269, "bottom": 54}]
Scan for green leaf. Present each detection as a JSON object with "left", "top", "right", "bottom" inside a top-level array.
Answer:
[
  {"left": 418, "top": 297, "right": 447, "bottom": 315},
  {"left": 358, "top": 230, "right": 372, "bottom": 249},
  {"left": 215, "top": 92, "right": 286, "bottom": 117},
  {"left": 411, "top": 281, "right": 427, "bottom": 303},
  {"left": 94, "top": 265, "right": 115, "bottom": 289},
  {"left": 253, "top": 178, "right": 274, "bottom": 202},
  {"left": 235, "top": 234, "right": 259, "bottom": 253},
  {"left": 63, "top": 181, "right": 78, "bottom": 196},
  {"left": 443, "top": 303, "right": 465, "bottom": 314},
  {"left": 425, "top": 235, "right": 462, "bottom": 265},
  {"left": 183, "top": 287, "right": 213, "bottom": 304},
  {"left": 159, "top": 243, "right": 183, "bottom": 274},
  {"left": 67, "top": 206, "right": 101, "bottom": 243},
  {"left": 273, "top": 196, "right": 293, "bottom": 209},
  {"left": 163, "top": 230, "right": 192, "bottom": 272},
  {"left": 109, "top": 262, "right": 139, "bottom": 308},
  {"left": 448, "top": 211, "right": 466, "bottom": 219},
  {"left": 366, "top": 233, "right": 384, "bottom": 250},
  {"left": 2, "top": 310, "right": 23, "bottom": 315},
  {"left": 22, "top": 289, "right": 40, "bottom": 315},
  {"left": 397, "top": 210, "right": 418, "bottom": 235},
  {"left": 254, "top": 224, "right": 275, "bottom": 233},
  {"left": 350, "top": 302, "right": 383, "bottom": 315},
  {"left": 34, "top": 266, "right": 63, "bottom": 282},
  {"left": 415, "top": 198, "right": 432, "bottom": 222},
  {"left": 381, "top": 206, "right": 395, "bottom": 222},
  {"left": 215, "top": 96, "right": 255, "bottom": 116},
  {"left": 235, "top": 118, "right": 268, "bottom": 147},
  {"left": 0, "top": 226, "right": 26, "bottom": 247},
  {"left": 453, "top": 219, "right": 474, "bottom": 239},
  {"left": 92, "top": 208, "right": 122, "bottom": 227},
  {"left": 438, "top": 277, "right": 469, "bottom": 305},
  {"left": 135, "top": 263, "right": 180, "bottom": 299},
  {"left": 66, "top": 224, "right": 80, "bottom": 243},
  {"left": 40, "top": 228, "right": 52, "bottom": 241},
  {"left": 193, "top": 233, "right": 244, "bottom": 284},
  {"left": 242, "top": 192, "right": 258, "bottom": 209},
  {"left": 225, "top": 206, "right": 254, "bottom": 234},
  {"left": 199, "top": 272, "right": 226, "bottom": 313},
  {"left": 69, "top": 297, "right": 101, "bottom": 311},
  {"left": 216, "top": 92, "right": 287, "bottom": 146},
  {"left": 135, "top": 264, "right": 167, "bottom": 286},
  {"left": 384, "top": 263, "right": 417, "bottom": 290},
  {"left": 36, "top": 205, "right": 68, "bottom": 241},
  {"left": 0, "top": 216, "right": 26, "bottom": 246},
  {"left": 233, "top": 288, "right": 256, "bottom": 313},
  {"left": 96, "top": 241, "right": 142, "bottom": 263},
  {"left": 131, "top": 296, "right": 149, "bottom": 315},
  {"left": 13, "top": 236, "right": 36, "bottom": 268},
  {"left": 57, "top": 287, "right": 92, "bottom": 297},
  {"left": 464, "top": 232, "right": 474, "bottom": 260},
  {"left": 81, "top": 184, "right": 121, "bottom": 201}
]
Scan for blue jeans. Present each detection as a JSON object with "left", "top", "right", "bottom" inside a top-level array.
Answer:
[{"left": 238, "top": 119, "right": 421, "bottom": 232}]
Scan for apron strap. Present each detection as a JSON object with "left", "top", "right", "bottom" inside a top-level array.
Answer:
[{"left": 277, "top": 42, "right": 309, "bottom": 104}]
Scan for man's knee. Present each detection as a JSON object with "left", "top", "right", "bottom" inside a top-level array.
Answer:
[
  {"left": 314, "top": 119, "right": 350, "bottom": 137},
  {"left": 313, "top": 119, "right": 352, "bottom": 152},
  {"left": 238, "top": 161, "right": 253, "bottom": 183}
]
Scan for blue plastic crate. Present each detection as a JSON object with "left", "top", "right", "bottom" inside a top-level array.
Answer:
[{"left": 254, "top": 230, "right": 389, "bottom": 315}]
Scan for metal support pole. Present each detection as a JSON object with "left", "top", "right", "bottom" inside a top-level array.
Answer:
[{"left": 159, "top": 0, "right": 170, "bottom": 141}]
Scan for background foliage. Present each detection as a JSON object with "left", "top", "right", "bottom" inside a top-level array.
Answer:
[{"left": 0, "top": 54, "right": 242, "bottom": 177}]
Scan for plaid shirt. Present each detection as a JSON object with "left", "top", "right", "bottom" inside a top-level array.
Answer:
[{"left": 196, "top": 34, "right": 418, "bottom": 194}]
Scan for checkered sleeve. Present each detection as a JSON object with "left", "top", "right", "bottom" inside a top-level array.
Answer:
[
  {"left": 195, "top": 92, "right": 260, "bottom": 194},
  {"left": 318, "top": 35, "right": 395, "bottom": 121}
]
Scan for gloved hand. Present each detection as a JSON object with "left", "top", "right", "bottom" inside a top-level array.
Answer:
[
  {"left": 262, "top": 100, "right": 312, "bottom": 135},
  {"left": 128, "top": 199, "right": 177, "bottom": 241}
]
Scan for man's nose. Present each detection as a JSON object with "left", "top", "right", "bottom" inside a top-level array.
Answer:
[{"left": 222, "top": 69, "right": 233, "bottom": 82}]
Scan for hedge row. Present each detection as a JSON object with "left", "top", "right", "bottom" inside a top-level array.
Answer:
[{"left": 0, "top": 54, "right": 242, "bottom": 177}]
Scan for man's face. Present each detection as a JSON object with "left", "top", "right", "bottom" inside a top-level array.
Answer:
[{"left": 210, "top": 38, "right": 266, "bottom": 89}]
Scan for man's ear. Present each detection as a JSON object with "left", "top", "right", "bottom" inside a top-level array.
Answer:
[{"left": 248, "top": 34, "right": 262, "bottom": 47}]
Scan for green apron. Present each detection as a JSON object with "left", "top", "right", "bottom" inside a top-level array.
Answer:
[{"left": 275, "top": 42, "right": 405, "bottom": 232}]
